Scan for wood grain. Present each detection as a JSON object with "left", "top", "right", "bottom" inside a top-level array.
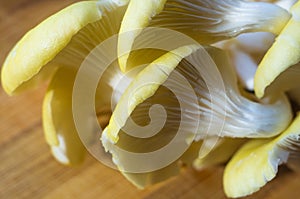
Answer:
[{"left": 0, "top": 1, "right": 299, "bottom": 198}]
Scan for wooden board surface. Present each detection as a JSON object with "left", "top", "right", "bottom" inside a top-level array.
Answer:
[{"left": 1, "top": 1, "right": 299, "bottom": 198}]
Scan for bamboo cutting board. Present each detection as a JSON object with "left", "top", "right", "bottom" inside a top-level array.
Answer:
[{"left": 1, "top": 1, "right": 300, "bottom": 198}]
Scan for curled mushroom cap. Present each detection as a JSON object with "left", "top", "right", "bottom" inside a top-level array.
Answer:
[
  {"left": 118, "top": 0, "right": 291, "bottom": 72},
  {"left": 254, "top": 1, "right": 300, "bottom": 98},
  {"left": 224, "top": 112, "right": 300, "bottom": 198},
  {"left": 1, "top": 0, "right": 129, "bottom": 95}
]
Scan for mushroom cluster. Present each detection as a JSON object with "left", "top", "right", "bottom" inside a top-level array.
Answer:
[{"left": 2, "top": 0, "right": 300, "bottom": 197}]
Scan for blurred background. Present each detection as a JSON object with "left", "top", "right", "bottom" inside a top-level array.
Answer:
[{"left": 0, "top": 0, "right": 299, "bottom": 198}]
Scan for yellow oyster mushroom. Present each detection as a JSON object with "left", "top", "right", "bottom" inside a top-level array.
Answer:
[
  {"left": 103, "top": 45, "right": 200, "bottom": 142},
  {"left": 254, "top": 0, "right": 300, "bottom": 98},
  {"left": 102, "top": 45, "right": 292, "bottom": 188},
  {"left": 104, "top": 46, "right": 292, "bottom": 144},
  {"left": 43, "top": 61, "right": 133, "bottom": 165},
  {"left": 216, "top": 0, "right": 298, "bottom": 92},
  {"left": 1, "top": 0, "right": 128, "bottom": 95},
  {"left": 118, "top": 0, "right": 291, "bottom": 72},
  {"left": 1, "top": 0, "right": 130, "bottom": 165},
  {"left": 101, "top": 45, "right": 203, "bottom": 187},
  {"left": 224, "top": 113, "right": 300, "bottom": 198}
]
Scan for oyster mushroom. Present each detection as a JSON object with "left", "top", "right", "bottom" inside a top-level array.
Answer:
[
  {"left": 118, "top": 0, "right": 291, "bottom": 72},
  {"left": 1, "top": 0, "right": 130, "bottom": 164},
  {"left": 224, "top": 113, "right": 300, "bottom": 198},
  {"left": 102, "top": 45, "right": 292, "bottom": 187}
]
